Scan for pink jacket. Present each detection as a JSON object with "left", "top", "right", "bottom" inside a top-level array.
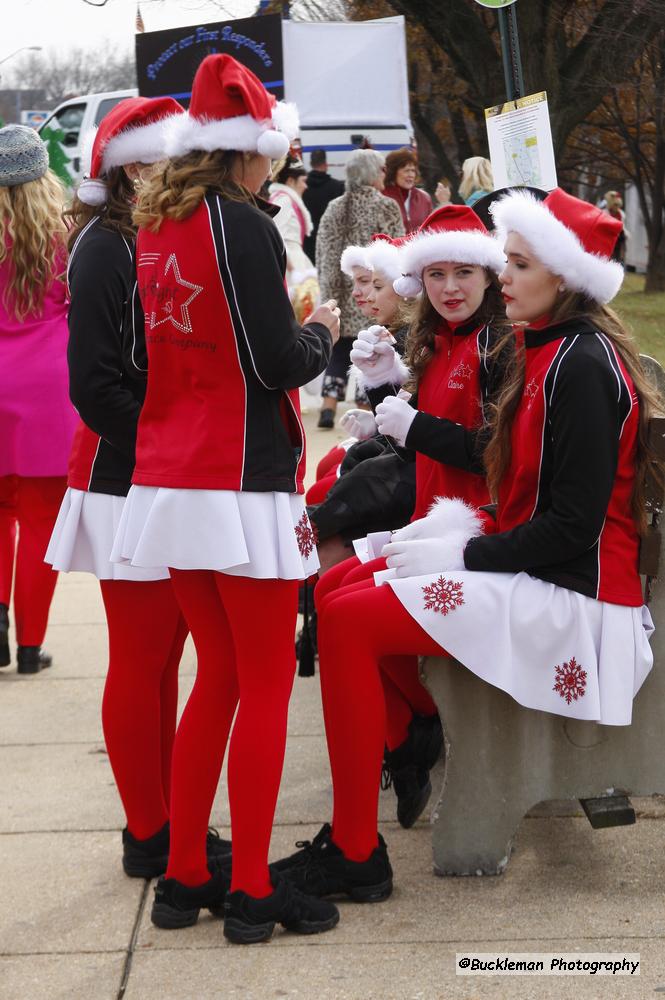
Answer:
[{"left": 0, "top": 248, "right": 77, "bottom": 477}]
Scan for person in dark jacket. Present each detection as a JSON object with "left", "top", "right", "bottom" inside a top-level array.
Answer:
[{"left": 302, "top": 149, "right": 344, "bottom": 263}]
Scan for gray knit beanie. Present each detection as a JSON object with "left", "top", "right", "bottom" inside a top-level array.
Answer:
[{"left": 0, "top": 124, "right": 49, "bottom": 187}]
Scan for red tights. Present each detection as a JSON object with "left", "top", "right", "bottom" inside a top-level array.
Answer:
[
  {"left": 100, "top": 579, "right": 187, "bottom": 840},
  {"left": 0, "top": 475, "right": 65, "bottom": 645},
  {"left": 167, "top": 570, "right": 298, "bottom": 896},
  {"left": 317, "top": 578, "right": 444, "bottom": 861},
  {"left": 315, "top": 555, "right": 437, "bottom": 749}
]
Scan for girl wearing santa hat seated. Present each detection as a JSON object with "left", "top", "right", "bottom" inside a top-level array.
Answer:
[
  {"left": 307, "top": 235, "right": 410, "bottom": 509},
  {"left": 46, "top": 97, "right": 235, "bottom": 878},
  {"left": 276, "top": 188, "right": 659, "bottom": 902},
  {"left": 275, "top": 205, "right": 512, "bottom": 896},
  {"left": 110, "top": 54, "right": 341, "bottom": 943}
]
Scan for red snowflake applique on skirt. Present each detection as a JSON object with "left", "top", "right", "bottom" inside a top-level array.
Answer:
[
  {"left": 295, "top": 512, "right": 317, "bottom": 558},
  {"left": 553, "top": 656, "right": 587, "bottom": 704},
  {"left": 422, "top": 577, "right": 465, "bottom": 616}
]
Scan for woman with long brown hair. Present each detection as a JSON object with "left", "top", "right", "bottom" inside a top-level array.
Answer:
[
  {"left": 275, "top": 205, "right": 511, "bottom": 893},
  {"left": 111, "top": 54, "right": 341, "bottom": 943},
  {"left": 276, "top": 190, "right": 657, "bottom": 904},
  {"left": 0, "top": 125, "right": 77, "bottom": 674}
]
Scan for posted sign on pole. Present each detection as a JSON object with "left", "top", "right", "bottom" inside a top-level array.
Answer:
[{"left": 485, "top": 92, "right": 557, "bottom": 190}]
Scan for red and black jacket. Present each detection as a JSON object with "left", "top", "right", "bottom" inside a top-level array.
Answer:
[
  {"left": 132, "top": 193, "right": 332, "bottom": 494},
  {"left": 464, "top": 318, "right": 643, "bottom": 606},
  {"left": 368, "top": 320, "right": 512, "bottom": 519},
  {"left": 67, "top": 218, "right": 144, "bottom": 496}
]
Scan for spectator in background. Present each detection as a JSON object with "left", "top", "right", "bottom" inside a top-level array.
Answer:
[
  {"left": 269, "top": 154, "right": 314, "bottom": 278},
  {"left": 604, "top": 190, "right": 629, "bottom": 264},
  {"left": 0, "top": 125, "right": 77, "bottom": 674},
  {"left": 303, "top": 149, "right": 344, "bottom": 263},
  {"left": 316, "top": 148, "right": 404, "bottom": 428},
  {"left": 459, "top": 156, "right": 494, "bottom": 207},
  {"left": 382, "top": 147, "right": 432, "bottom": 233}
]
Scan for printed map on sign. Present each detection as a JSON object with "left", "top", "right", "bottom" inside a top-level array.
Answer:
[{"left": 485, "top": 91, "right": 557, "bottom": 191}]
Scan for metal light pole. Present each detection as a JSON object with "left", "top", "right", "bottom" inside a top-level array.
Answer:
[{"left": 474, "top": 0, "right": 524, "bottom": 102}]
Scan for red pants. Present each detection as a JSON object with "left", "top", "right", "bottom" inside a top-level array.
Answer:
[
  {"left": 317, "top": 577, "right": 446, "bottom": 861},
  {"left": 316, "top": 555, "right": 437, "bottom": 749},
  {"left": 166, "top": 570, "right": 298, "bottom": 896},
  {"left": 100, "top": 579, "right": 188, "bottom": 841},
  {"left": 0, "top": 475, "right": 66, "bottom": 646}
]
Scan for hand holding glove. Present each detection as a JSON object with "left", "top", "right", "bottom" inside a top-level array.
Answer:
[
  {"left": 339, "top": 408, "right": 377, "bottom": 440},
  {"left": 375, "top": 395, "right": 417, "bottom": 446},
  {"left": 382, "top": 534, "right": 469, "bottom": 578}
]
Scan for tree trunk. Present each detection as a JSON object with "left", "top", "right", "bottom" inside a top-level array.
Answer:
[{"left": 645, "top": 225, "right": 665, "bottom": 292}]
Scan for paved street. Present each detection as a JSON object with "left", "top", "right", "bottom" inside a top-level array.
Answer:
[{"left": 1, "top": 406, "right": 664, "bottom": 999}]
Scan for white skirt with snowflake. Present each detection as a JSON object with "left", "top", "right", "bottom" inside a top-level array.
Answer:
[
  {"left": 45, "top": 488, "right": 169, "bottom": 581},
  {"left": 110, "top": 485, "right": 319, "bottom": 580},
  {"left": 386, "top": 569, "right": 654, "bottom": 726}
]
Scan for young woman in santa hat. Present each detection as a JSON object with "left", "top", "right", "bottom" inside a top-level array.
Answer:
[
  {"left": 111, "top": 54, "right": 341, "bottom": 943},
  {"left": 308, "top": 235, "right": 411, "bottom": 508},
  {"left": 46, "top": 97, "right": 233, "bottom": 877},
  {"left": 278, "top": 189, "right": 658, "bottom": 901},
  {"left": 275, "top": 205, "right": 512, "bottom": 893}
]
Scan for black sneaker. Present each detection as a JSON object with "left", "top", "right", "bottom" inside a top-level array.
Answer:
[
  {"left": 0, "top": 604, "right": 10, "bottom": 668},
  {"left": 123, "top": 822, "right": 232, "bottom": 879},
  {"left": 151, "top": 860, "right": 231, "bottom": 929},
  {"left": 381, "top": 760, "right": 431, "bottom": 830},
  {"left": 272, "top": 823, "right": 393, "bottom": 903},
  {"left": 409, "top": 713, "right": 444, "bottom": 771},
  {"left": 17, "top": 646, "right": 52, "bottom": 674},
  {"left": 317, "top": 408, "right": 335, "bottom": 429},
  {"left": 224, "top": 872, "right": 339, "bottom": 944}
]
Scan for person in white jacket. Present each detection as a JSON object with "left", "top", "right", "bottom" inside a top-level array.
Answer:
[{"left": 269, "top": 155, "right": 315, "bottom": 279}]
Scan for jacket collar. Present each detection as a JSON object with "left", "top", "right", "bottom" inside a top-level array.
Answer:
[{"left": 524, "top": 316, "right": 598, "bottom": 348}]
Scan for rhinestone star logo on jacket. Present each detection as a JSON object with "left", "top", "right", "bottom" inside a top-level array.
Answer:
[{"left": 141, "top": 252, "right": 204, "bottom": 334}]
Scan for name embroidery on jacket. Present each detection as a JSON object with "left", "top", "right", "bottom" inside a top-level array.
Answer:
[
  {"left": 447, "top": 362, "right": 473, "bottom": 391},
  {"left": 148, "top": 253, "right": 203, "bottom": 335}
]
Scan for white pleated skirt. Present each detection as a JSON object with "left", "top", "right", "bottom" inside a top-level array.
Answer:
[
  {"left": 110, "top": 485, "right": 320, "bottom": 580},
  {"left": 45, "top": 488, "right": 169, "bottom": 581},
  {"left": 387, "top": 569, "right": 654, "bottom": 726}
]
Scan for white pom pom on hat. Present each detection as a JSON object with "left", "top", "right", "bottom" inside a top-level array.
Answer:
[
  {"left": 257, "top": 129, "right": 290, "bottom": 159},
  {"left": 77, "top": 178, "right": 109, "bottom": 206},
  {"left": 394, "top": 274, "right": 424, "bottom": 297}
]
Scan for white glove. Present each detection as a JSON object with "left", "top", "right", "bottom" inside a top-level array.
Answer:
[
  {"left": 349, "top": 327, "right": 410, "bottom": 390},
  {"left": 339, "top": 408, "right": 377, "bottom": 440},
  {"left": 391, "top": 497, "right": 484, "bottom": 543},
  {"left": 382, "top": 533, "right": 469, "bottom": 578},
  {"left": 375, "top": 395, "right": 417, "bottom": 446}
]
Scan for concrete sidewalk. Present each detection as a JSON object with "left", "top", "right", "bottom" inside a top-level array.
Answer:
[{"left": 1, "top": 407, "right": 664, "bottom": 999}]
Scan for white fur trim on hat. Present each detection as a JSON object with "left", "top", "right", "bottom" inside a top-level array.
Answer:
[
  {"left": 80, "top": 127, "right": 97, "bottom": 176},
  {"left": 340, "top": 245, "right": 371, "bottom": 276},
  {"left": 490, "top": 190, "right": 624, "bottom": 304},
  {"left": 77, "top": 178, "right": 108, "bottom": 206},
  {"left": 350, "top": 354, "right": 410, "bottom": 391},
  {"left": 399, "top": 230, "right": 506, "bottom": 283},
  {"left": 102, "top": 114, "right": 182, "bottom": 170},
  {"left": 366, "top": 241, "right": 401, "bottom": 282},
  {"left": 165, "top": 100, "right": 299, "bottom": 159}
]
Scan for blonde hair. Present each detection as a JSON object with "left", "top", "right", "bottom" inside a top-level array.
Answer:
[
  {"left": 133, "top": 149, "right": 256, "bottom": 232},
  {"left": 459, "top": 156, "right": 493, "bottom": 201},
  {"left": 484, "top": 293, "right": 664, "bottom": 533},
  {"left": 0, "top": 169, "right": 67, "bottom": 321}
]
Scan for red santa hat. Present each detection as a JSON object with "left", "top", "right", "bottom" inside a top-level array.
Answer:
[
  {"left": 393, "top": 204, "right": 506, "bottom": 297},
  {"left": 77, "top": 96, "right": 184, "bottom": 206},
  {"left": 165, "top": 54, "right": 298, "bottom": 160},
  {"left": 490, "top": 187, "right": 624, "bottom": 304}
]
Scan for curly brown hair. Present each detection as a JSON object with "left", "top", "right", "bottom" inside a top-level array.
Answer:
[
  {"left": 64, "top": 167, "right": 136, "bottom": 251},
  {"left": 483, "top": 292, "right": 664, "bottom": 533},
  {"left": 384, "top": 147, "right": 418, "bottom": 187},
  {"left": 0, "top": 169, "right": 67, "bottom": 321},
  {"left": 403, "top": 272, "right": 507, "bottom": 390},
  {"left": 133, "top": 149, "right": 257, "bottom": 232}
]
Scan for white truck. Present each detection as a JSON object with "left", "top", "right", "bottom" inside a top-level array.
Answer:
[{"left": 37, "top": 15, "right": 412, "bottom": 185}]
